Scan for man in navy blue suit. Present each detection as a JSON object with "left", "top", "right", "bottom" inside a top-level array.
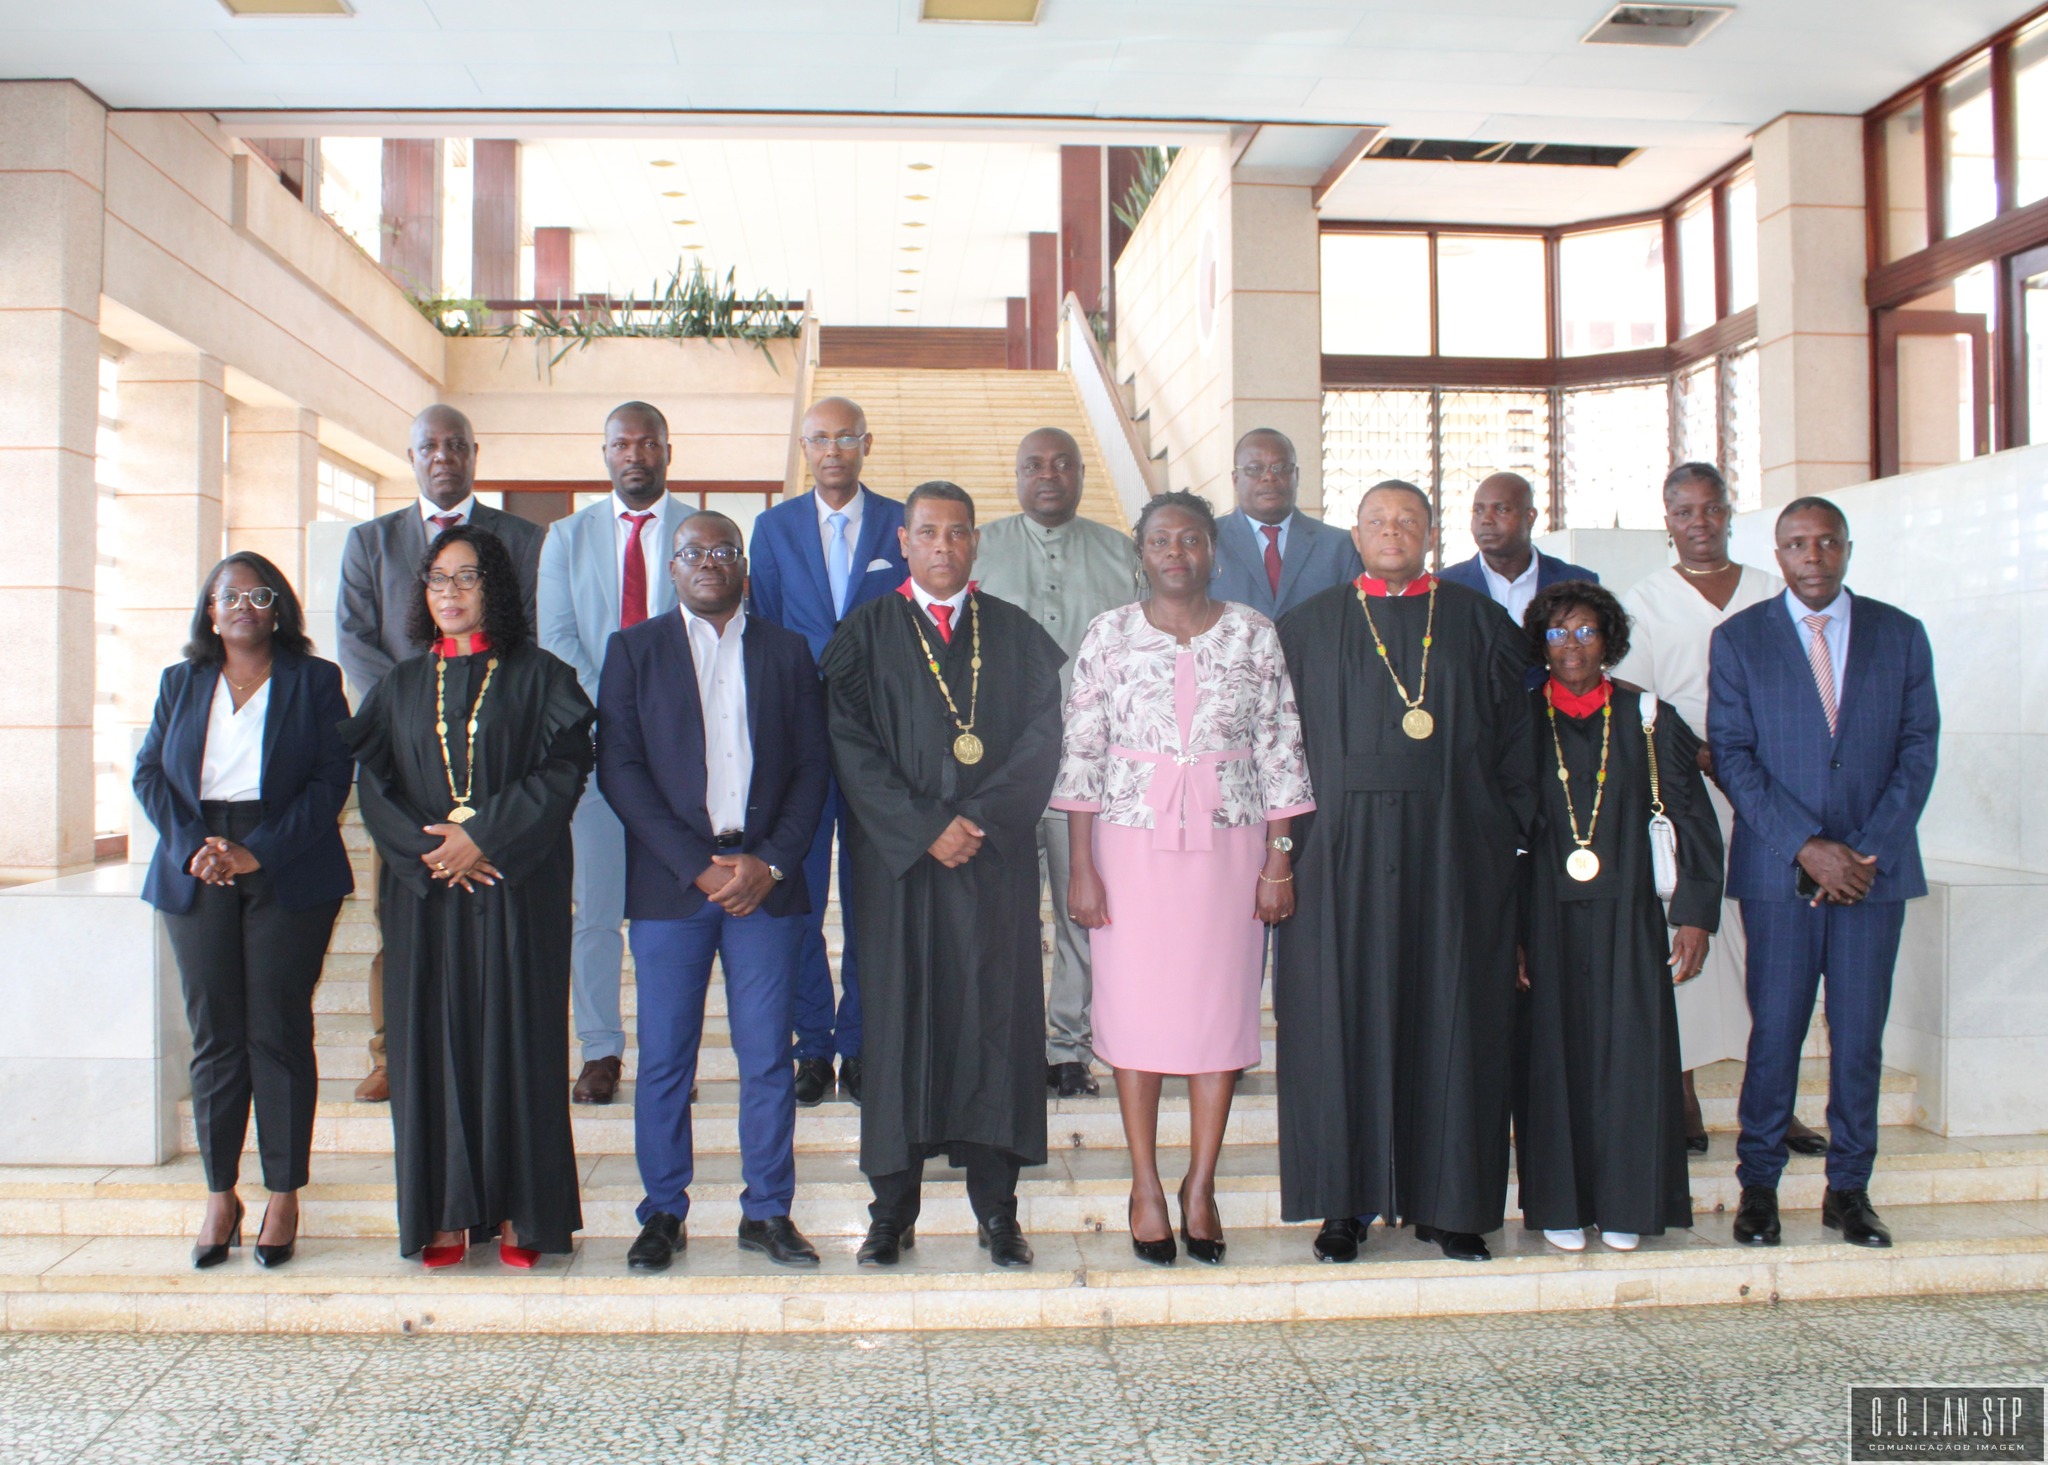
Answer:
[
  {"left": 1438, "top": 471, "right": 1597, "bottom": 618},
  {"left": 748, "top": 396, "right": 908, "bottom": 1107},
  {"left": 598, "top": 511, "right": 832, "bottom": 1272},
  {"left": 1709, "top": 497, "right": 1939, "bottom": 1251}
]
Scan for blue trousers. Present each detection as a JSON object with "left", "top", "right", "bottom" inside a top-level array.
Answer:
[
  {"left": 631, "top": 902, "right": 803, "bottom": 1224},
  {"left": 569, "top": 788, "right": 627, "bottom": 1064},
  {"left": 1736, "top": 898, "right": 1906, "bottom": 1193},
  {"left": 792, "top": 779, "right": 861, "bottom": 1061}
]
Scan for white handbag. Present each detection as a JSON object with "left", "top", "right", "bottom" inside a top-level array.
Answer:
[{"left": 1641, "top": 698, "right": 1680, "bottom": 901}]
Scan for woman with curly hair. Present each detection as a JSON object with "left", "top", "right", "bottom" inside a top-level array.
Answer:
[
  {"left": 1514, "top": 579, "right": 1724, "bottom": 1254},
  {"left": 342, "top": 524, "right": 595, "bottom": 1268}
]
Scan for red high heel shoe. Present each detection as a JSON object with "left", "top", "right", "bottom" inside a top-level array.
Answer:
[
  {"left": 420, "top": 1237, "right": 468, "bottom": 1269},
  {"left": 498, "top": 1239, "right": 540, "bottom": 1269}
]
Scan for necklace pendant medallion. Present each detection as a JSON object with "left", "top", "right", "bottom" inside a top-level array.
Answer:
[
  {"left": 1566, "top": 847, "right": 1601, "bottom": 882},
  {"left": 1401, "top": 708, "right": 1435, "bottom": 740},
  {"left": 447, "top": 805, "right": 477, "bottom": 825},
  {"left": 952, "top": 732, "right": 985, "bottom": 765}
]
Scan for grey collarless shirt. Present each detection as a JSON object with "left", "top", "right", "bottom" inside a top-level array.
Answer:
[{"left": 973, "top": 511, "right": 1140, "bottom": 699}]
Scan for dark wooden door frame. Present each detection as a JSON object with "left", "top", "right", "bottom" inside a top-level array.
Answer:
[{"left": 1873, "top": 309, "right": 1993, "bottom": 478}]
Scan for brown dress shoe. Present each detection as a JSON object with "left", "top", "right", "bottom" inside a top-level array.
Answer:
[
  {"left": 353, "top": 1067, "right": 389, "bottom": 1103},
  {"left": 573, "top": 1056, "right": 623, "bottom": 1104}
]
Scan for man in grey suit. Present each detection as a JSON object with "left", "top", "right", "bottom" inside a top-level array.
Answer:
[
  {"left": 538, "top": 400, "right": 695, "bottom": 1105},
  {"left": 1211, "top": 428, "right": 1364, "bottom": 620},
  {"left": 335, "top": 403, "right": 543, "bottom": 1102}
]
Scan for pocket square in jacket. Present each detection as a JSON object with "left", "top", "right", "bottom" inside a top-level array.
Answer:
[{"left": 865, "top": 558, "right": 892, "bottom": 572}]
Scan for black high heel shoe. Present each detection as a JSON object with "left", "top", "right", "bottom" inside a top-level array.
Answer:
[
  {"left": 254, "top": 1199, "right": 298, "bottom": 1269},
  {"left": 192, "top": 1194, "right": 245, "bottom": 1270},
  {"left": 1176, "top": 1182, "right": 1226, "bottom": 1266},
  {"left": 1128, "top": 1197, "right": 1177, "bottom": 1266}
]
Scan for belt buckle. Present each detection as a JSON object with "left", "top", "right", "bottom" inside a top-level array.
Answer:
[{"left": 1172, "top": 751, "right": 1197, "bottom": 767}]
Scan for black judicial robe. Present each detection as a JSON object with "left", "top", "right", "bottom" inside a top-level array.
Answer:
[
  {"left": 342, "top": 643, "right": 593, "bottom": 1257},
  {"left": 819, "top": 590, "right": 1065, "bottom": 1179},
  {"left": 1514, "top": 687, "right": 1722, "bottom": 1236},
  {"left": 1274, "top": 579, "right": 1540, "bottom": 1232}
]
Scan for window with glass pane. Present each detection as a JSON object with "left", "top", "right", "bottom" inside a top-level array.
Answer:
[
  {"left": 318, "top": 136, "right": 384, "bottom": 258},
  {"left": 1559, "top": 223, "right": 1664, "bottom": 355},
  {"left": 1893, "top": 267, "right": 1993, "bottom": 472},
  {"left": 1723, "top": 343, "right": 1762, "bottom": 510},
  {"left": 1435, "top": 235, "right": 1546, "bottom": 357},
  {"left": 1439, "top": 391, "right": 1551, "bottom": 564},
  {"left": 2018, "top": 22, "right": 2048, "bottom": 207},
  {"left": 1676, "top": 196, "right": 1716, "bottom": 337},
  {"left": 1944, "top": 56, "right": 1997, "bottom": 236},
  {"left": 1321, "top": 234, "right": 1432, "bottom": 355},
  {"left": 317, "top": 458, "right": 376, "bottom": 521},
  {"left": 1674, "top": 358, "right": 1719, "bottom": 465},
  {"left": 1558, "top": 380, "right": 1669, "bottom": 532},
  {"left": 1725, "top": 172, "right": 1757, "bottom": 312},
  {"left": 1322, "top": 389, "right": 1433, "bottom": 530},
  {"left": 1882, "top": 103, "right": 1930, "bottom": 261}
]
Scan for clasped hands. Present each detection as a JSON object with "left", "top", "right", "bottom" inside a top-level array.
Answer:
[
  {"left": 693, "top": 853, "right": 777, "bottom": 918},
  {"left": 186, "top": 838, "right": 259, "bottom": 885},
  {"left": 1796, "top": 836, "right": 1878, "bottom": 907},
  {"left": 928, "top": 815, "right": 985, "bottom": 869},
  {"left": 421, "top": 823, "right": 500, "bottom": 893}
]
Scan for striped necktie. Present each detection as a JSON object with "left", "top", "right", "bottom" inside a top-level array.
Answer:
[{"left": 1803, "top": 613, "right": 1838, "bottom": 735}]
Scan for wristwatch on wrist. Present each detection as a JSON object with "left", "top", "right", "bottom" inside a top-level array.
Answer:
[
  {"left": 1268, "top": 836, "right": 1294, "bottom": 854},
  {"left": 768, "top": 864, "right": 786, "bottom": 882}
]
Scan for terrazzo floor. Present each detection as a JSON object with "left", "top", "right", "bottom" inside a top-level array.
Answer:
[{"left": 2, "top": 1292, "right": 2044, "bottom": 1464}]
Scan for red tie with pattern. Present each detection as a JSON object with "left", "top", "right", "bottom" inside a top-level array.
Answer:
[
  {"left": 1262, "top": 524, "right": 1283, "bottom": 595},
  {"left": 929, "top": 602, "right": 954, "bottom": 644},
  {"left": 429, "top": 513, "right": 459, "bottom": 539},
  {"left": 1803, "top": 613, "right": 1839, "bottom": 734},
  {"left": 619, "top": 511, "right": 655, "bottom": 629}
]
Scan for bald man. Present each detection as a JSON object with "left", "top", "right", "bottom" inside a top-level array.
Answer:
[
  {"left": 974, "top": 427, "right": 1139, "bottom": 1096},
  {"left": 1439, "top": 471, "right": 1597, "bottom": 623},
  {"left": 748, "top": 396, "right": 909, "bottom": 1106},
  {"left": 335, "top": 403, "right": 544, "bottom": 1101}
]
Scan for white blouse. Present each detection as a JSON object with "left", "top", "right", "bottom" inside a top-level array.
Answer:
[{"left": 198, "top": 672, "right": 269, "bottom": 802}]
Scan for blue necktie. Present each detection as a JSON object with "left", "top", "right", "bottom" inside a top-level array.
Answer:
[{"left": 826, "top": 510, "right": 852, "bottom": 617}]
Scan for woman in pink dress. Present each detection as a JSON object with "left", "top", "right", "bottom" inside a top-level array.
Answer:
[{"left": 1055, "top": 491, "right": 1314, "bottom": 1267}]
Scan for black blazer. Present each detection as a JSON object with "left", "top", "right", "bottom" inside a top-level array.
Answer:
[
  {"left": 596, "top": 610, "right": 831, "bottom": 922},
  {"left": 133, "top": 651, "right": 357, "bottom": 915}
]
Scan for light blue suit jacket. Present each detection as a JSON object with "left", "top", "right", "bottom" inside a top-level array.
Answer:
[{"left": 538, "top": 493, "right": 695, "bottom": 704}]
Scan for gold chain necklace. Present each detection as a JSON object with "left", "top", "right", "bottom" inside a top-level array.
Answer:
[
  {"left": 1676, "top": 560, "right": 1735, "bottom": 577},
  {"left": 1354, "top": 576, "right": 1437, "bottom": 739},
  {"left": 434, "top": 651, "right": 500, "bottom": 823},
  {"left": 913, "top": 595, "right": 983, "bottom": 764},
  {"left": 1545, "top": 684, "right": 1612, "bottom": 881},
  {"left": 222, "top": 666, "right": 271, "bottom": 695}
]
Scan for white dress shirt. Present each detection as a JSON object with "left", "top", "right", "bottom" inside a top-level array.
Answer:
[
  {"left": 817, "top": 486, "right": 865, "bottom": 572},
  {"left": 198, "top": 673, "right": 269, "bottom": 802},
  {"left": 1244, "top": 512, "right": 1291, "bottom": 563},
  {"left": 1479, "top": 553, "right": 1542, "bottom": 624},
  {"left": 908, "top": 579, "right": 970, "bottom": 633},
  {"left": 681, "top": 605, "right": 752, "bottom": 835},
  {"left": 419, "top": 494, "right": 475, "bottom": 532},
  {"left": 613, "top": 490, "right": 669, "bottom": 615},
  {"left": 1784, "top": 586, "right": 1852, "bottom": 689}
]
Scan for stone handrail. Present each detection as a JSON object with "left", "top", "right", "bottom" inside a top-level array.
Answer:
[{"left": 1058, "top": 292, "right": 1163, "bottom": 525}]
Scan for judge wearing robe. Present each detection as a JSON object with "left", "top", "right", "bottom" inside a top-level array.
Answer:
[
  {"left": 343, "top": 525, "right": 594, "bottom": 1267},
  {"left": 1514, "top": 581, "right": 1723, "bottom": 1255},
  {"left": 1275, "top": 480, "right": 1540, "bottom": 1264},
  {"left": 819, "top": 480, "right": 1066, "bottom": 1270}
]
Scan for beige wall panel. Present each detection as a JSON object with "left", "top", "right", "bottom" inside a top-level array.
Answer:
[
  {"left": 0, "top": 173, "right": 105, "bottom": 316},
  {"left": 0, "top": 310, "right": 102, "bottom": 466},
  {"left": 0, "top": 585, "right": 92, "bottom": 730},
  {"left": 0, "top": 447, "right": 95, "bottom": 592},
  {"left": 0, "top": 726, "right": 93, "bottom": 880},
  {"left": 0, "top": 81, "right": 105, "bottom": 182}
]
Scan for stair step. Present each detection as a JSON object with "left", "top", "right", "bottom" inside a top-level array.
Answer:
[
  {"left": 14, "top": 1129, "right": 2039, "bottom": 1241},
  {"left": 6, "top": 1202, "right": 2043, "bottom": 1334}
]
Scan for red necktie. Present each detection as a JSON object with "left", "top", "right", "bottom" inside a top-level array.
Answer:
[
  {"left": 930, "top": 602, "right": 954, "bottom": 644},
  {"left": 619, "top": 511, "right": 655, "bottom": 629},
  {"left": 430, "top": 513, "right": 459, "bottom": 539},
  {"left": 1262, "top": 524, "right": 1283, "bottom": 595}
]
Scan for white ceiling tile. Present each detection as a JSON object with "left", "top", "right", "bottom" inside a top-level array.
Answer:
[{"left": 226, "top": 29, "right": 679, "bottom": 65}]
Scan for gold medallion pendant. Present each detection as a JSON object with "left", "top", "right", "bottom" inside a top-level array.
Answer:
[
  {"left": 1401, "top": 708, "right": 1435, "bottom": 741},
  {"left": 952, "top": 731, "right": 985, "bottom": 765},
  {"left": 447, "top": 805, "right": 476, "bottom": 825},
  {"left": 1566, "top": 847, "right": 1601, "bottom": 882}
]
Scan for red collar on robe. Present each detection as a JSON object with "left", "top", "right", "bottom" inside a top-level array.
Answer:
[
  {"left": 897, "top": 577, "right": 978, "bottom": 602},
  {"left": 432, "top": 632, "right": 494, "bottom": 657},
  {"left": 1354, "top": 572, "right": 1434, "bottom": 598},
  {"left": 1546, "top": 676, "right": 1612, "bottom": 719}
]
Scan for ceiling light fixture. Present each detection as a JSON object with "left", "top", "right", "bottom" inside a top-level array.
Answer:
[
  {"left": 901, "top": 246, "right": 923, "bottom": 253},
  {"left": 662, "top": 190, "right": 685, "bottom": 197},
  {"left": 1580, "top": 3, "right": 1733, "bottom": 47},
  {"left": 898, "top": 289, "right": 918, "bottom": 294},
  {"left": 217, "top": 0, "right": 353, "bottom": 13},
  {"left": 896, "top": 308, "right": 916, "bottom": 313},
  {"left": 920, "top": 0, "right": 1041, "bottom": 23},
  {"left": 908, "top": 162, "right": 935, "bottom": 171},
  {"left": 672, "top": 219, "right": 697, "bottom": 226},
  {"left": 650, "top": 158, "right": 677, "bottom": 167},
  {"left": 903, "top": 221, "right": 927, "bottom": 229},
  {"left": 899, "top": 269, "right": 921, "bottom": 275},
  {"left": 905, "top": 193, "right": 930, "bottom": 201}
]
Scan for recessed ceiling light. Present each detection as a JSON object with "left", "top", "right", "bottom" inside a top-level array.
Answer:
[
  {"left": 672, "top": 219, "right": 697, "bottom": 226},
  {"left": 650, "top": 158, "right": 678, "bottom": 167},
  {"left": 662, "top": 190, "right": 685, "bottom": 197},
  {"left": 896, "top": 308, "right": 916, "bottom": 314},
  {"left": 905, "top": 193, "right": 930, "bottom": 201},
  {"left": 683, "top": 244, "right": 703, "bottom": 251},
  {"left": 898, "top": 289, "right": 918, "bottom": 294},
  {"left": 899, "top": 269, "right": 921, "bottom": 275},
  {"left": 901, "top": 246, "right": 923, "bottom": 253},
  {"left": 218, "top": 0, "right": 353, "bottom": 12},
  {"left": 1581, "top": 3, "right": 1732, "bottom": 47},
  {"left": 903, "top": 221, "right": 927, "bottom": 229},
  {"left": 920, "top": 0, "right": 1040, "bottom": 22},
  {"left": 907, "top": 162, "right": 935, "bottom": 171}
]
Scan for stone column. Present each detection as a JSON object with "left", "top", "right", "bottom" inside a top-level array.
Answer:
[
  {"left": 113, "top": 352, "right": 227, "bottom": 749},
  {"left": 1225, "top": 174, "right": 1326, "bottom": 513},
  {"left": 0, "top": 82, "right": 106, "bottom": 882},
  {"left": 226, "top": 403, "right": 319, "bottom": 589},
  {"left": 1753, "top": 112, "right": 1871, "bottom": 506}
]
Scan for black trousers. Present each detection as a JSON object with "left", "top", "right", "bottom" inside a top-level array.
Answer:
[
  {"left": 161, "top": 802, "right": 341, "bottom": 1193},
  {"left": 868, "top": 1142, "right": 1021, "bottom": 1229}
]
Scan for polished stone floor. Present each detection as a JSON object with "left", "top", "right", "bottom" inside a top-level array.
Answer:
[{"left": 2, "top": 1292, "right": 2044, "bottom": 1465}]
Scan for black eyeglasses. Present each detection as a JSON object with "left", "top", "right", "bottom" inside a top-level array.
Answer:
[
  {"left": 1544, "top": 625, "right": 1600, "bottom": 646},
  {"left": 672, "top": 545, "right": 743, "bottom": 566},
  {"left": 426, "top": 569, "right": 485, "bottom": 591},
  {"left": 212, "top": 587, "right": 277, "bottom": 610}
]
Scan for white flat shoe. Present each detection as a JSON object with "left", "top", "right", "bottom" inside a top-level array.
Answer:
[
  {"left": 1600, "top": 1230, "right": 1640, "bottom": 1251},
  {"left": 1543, "top": 1228, "right": 1587, "bottom": 1251}
]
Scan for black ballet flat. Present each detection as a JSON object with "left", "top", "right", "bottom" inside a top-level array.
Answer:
[
  {"left": 1128, "top": 1199, "right": 1176, "bottom": 1266},
  {"left": 192, "top": 1195, "right": 245, "bottom": 1270},
  {"left": 1176, "top": 1183, "right": 1226, "bottom": 1266},
  {"left": 1686, "top": 1132, "right": 1711, "bottom": 1155},
  {"left": 253, "top": 1200, "right": 298, "bottom": 1269}
]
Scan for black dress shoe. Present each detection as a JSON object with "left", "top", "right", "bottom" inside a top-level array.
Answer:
[
  {"left": 1786, "top": 1126, "right": 1831, "bottom": 1157},
  {"left": 1313, "top": 1217, "right": 1364, "bottom": 1263},
  {"left": 856, "top": 1220, "right": 913, "bottom": 1267},
  {"left": 738, "top": 1215, "right": 821, "bottom": 1268},
  {"left": 192, "top": 1195, "right": 246, "bottom": 1270},
  {"left": 627, "top": 1212, "right": 685, "bottom": 1272},
  {"left": 1048, "top": 1061, "right": 1099, "bottom": 1098},
  {"left": 1686, "top": 1132, "right": 1711, "bottom": 1155},
  {"left": 793, "top": 1057, "right": 834, "bottom": 1107},
  {"left": 1822, "top": 1187, "right": 1892, "bottom": 1248},
  {"left": 1415, "top": 1224, "right": 1491, "bottom": 1262},
  {"left": 1176, "top": 1183, "right": 1225, "bottom": 1266},
  {"left": 1129, "top": 1198, "right": 1176, "bottom": 1266},
  {"left": 977, "top": 1216, "right": 1034, "bottom": 1268},
  {"left": 253, "top": 1201, "right": 298, "bottom": 1269},
  {"left": 838, "top": 1056, "right": 863, "bottom": 1106},
  {"left": 1732, "top": 1184, "right": 1781, "bottom": 1246}
]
